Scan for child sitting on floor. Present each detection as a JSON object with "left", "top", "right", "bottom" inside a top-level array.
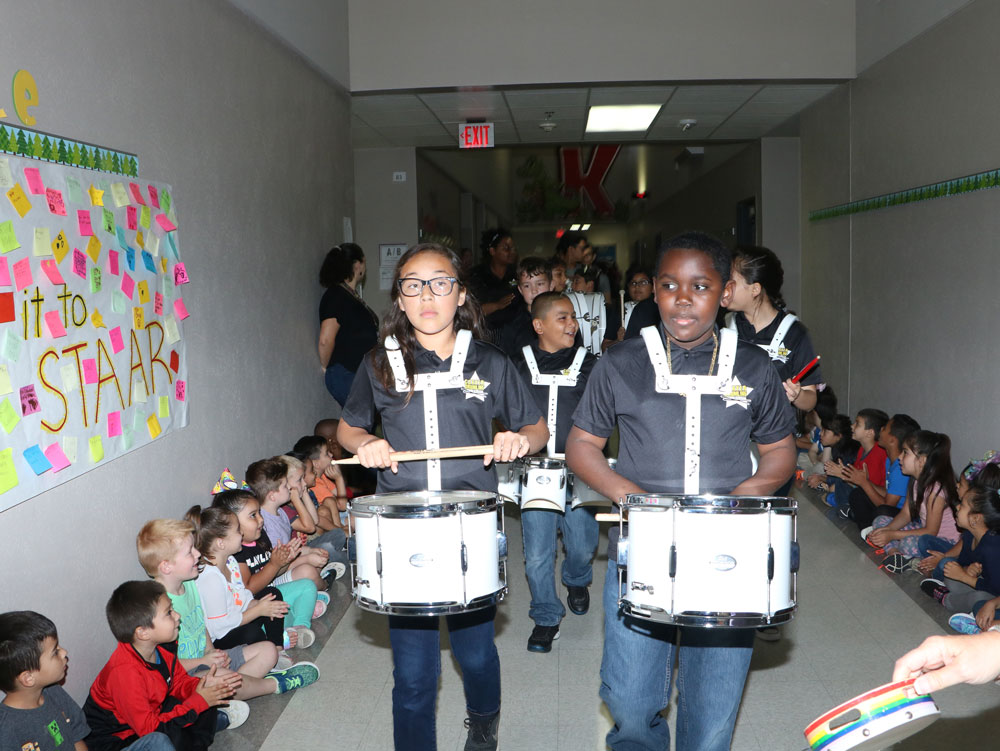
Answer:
[
  {"left": 806, "top": 414, "right": 859, "bottom": 492},
  {"left": 825, "top": 408, "right": 888, "bottom": 516}
]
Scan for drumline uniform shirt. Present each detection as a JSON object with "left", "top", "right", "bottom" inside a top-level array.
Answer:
[
  {"left": 728, "top": 309, "right": 823, "bottom": 387},
  {"left": 513, "top": 344, "right": 596, "bottom": 454}
]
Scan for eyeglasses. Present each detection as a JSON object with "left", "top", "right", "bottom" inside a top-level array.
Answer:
[
  {"left": 629, "top": 279, "right": 651, "bottom": 287},
  {"left": 397, "top": 277, "right": 459, "bottom": 297}
]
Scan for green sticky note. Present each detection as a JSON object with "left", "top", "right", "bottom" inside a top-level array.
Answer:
[
  {"left": 158, "top": 395, "right": 170, "bottom": 419},
  {"left": 139, "top": 205, "right": 151, "bottom": 229},
  {"left": 2, "top": 330, "right": 22, "bottom": 363},
  {"left": 0, "top": 447, "right": 19, "bottom": 494},
  {"left": 0, "top": 398, "right": 19, "bottom": 434},
  {"left": 0, "top": 220, "right": 20, "bottom": 253},
  {"left": 161, "top": 190, "right": 171, "bottom": 215},
  {"left": 33, "top": 227, "right": 51, "bottom": 257},
  {"left": 121, "top": 425, "right": 135, "bottom": 451},
  {"left": 112, "top": 290, "right": 127, "bottom": 314},
  {"left": 102, "top": 208, "right": 114, "bottom": 234},
  {"left": 90, "top": 267, "right": 102, "bottom": 293},
  {"left": 132, "top": 408, "right": 146, "bottom": 430},
  {"left": 88, "top": 435, "right": 104, "bottom": 463},
  {"left": 65, "top": 176, "right": 84, "bottom": 205}
]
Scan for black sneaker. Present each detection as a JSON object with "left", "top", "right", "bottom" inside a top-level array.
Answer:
[
  {"left": 566, "top": 585, "right": 590, "bottom": 615},
  {"left": 464, "top": 710, "right": 499, "bottom": 751},
  {"left": 527, "top": 624, "right": 560, "bottom": 653},
  {"left": 920, "top": 578, "right": 949, "bottom": 603}
]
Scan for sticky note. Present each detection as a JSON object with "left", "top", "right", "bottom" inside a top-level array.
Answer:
[
  {"left": 2, "top": 330, "right": 22, "bottom": 362},
  {"left": 23, "top": 167, "right": 44, "bottom": 194},
  {"left": 0, "top": 448, "right": 19, "bottom": 494},
  {"left": 129, "top": 182, "right": 146, "bottom": 205},
  {"left": 0, "top": 220, "right": 19, "bottom": 252},
  {"left": 91, "top": 309, "right": 105, "bottom": 329},
  {"left": 139, "top": 205, "right": 151, "bottom": 230},
  {"left": 71, "top": 249, "right": 87, "bottom": 279},
  {"left": 51, "top": 230, "right": 69, "bottom": 263},
  {"left": 169, "top": 350, "right": 179, "bottom": 373},
  {"left": 136, "top": 230, "right": 144, "bottom": 249},
  {"left": 109, "top": 326, "right": 124, "bottom": 353},
  {"left": 126, "top": 247, "right": 135, "bottom": 271},
  {"left": 45, "top": 188, "right": 66, "bottom": 216},
  {"left": 65, "top": 176, "right": 83, "bottom": 205},
  {"left": 0, "top": 398, "right": 19, "bottom": 433},
  {"left": 86, "top": 235, "right": 101, "bottom": 263},
  {"left": 147, "top": 233, "right": 160, "bottom": 257},
  {"left": 110, "top": 182, "right": 129, "bottom": 207},
  {"left": 102, "top": 207, "right": 114, "bottom": 234},
  {"left": 0, "top": 258, "right": 9, "bottom": 287},
  {"left": 19, "top": 384, "right": 39, "bottom": 415},
  {"left": 172, "top": 297, "right": 188, "bottom": 320},
  {"left": 132, "top": 379, "right": 147, "bottom": 404},
  {"left": 0, "top": 159, "right": 12, "bottom": 189},
  {"left": 166, "top": 232, "right": 178, "bottom": 258},
  {"left": 77, "top": 209, "right": 93, "bottom": 236},
  {"left": 163, "top": 314, "right": 180, "bottom": 344},
  {"left": 160, "top": 257, "right": 168, "bottom": 274},
  {"left": 161, "top": 190, "right": 172, "bottom": 215},
  {"left": 6, "top": 184, "right": 32, "bottom": 217},
  {"left": 62, "top": 436, "right": 77, "bottom": 464},
  {"left": 89, "top": 435, "right": 104, "bottom": 463},
  {"left": 126, "top": 205, "right": 137, "bottom": 230},
  {"left": 121, "top": 426, "right": 135, "bottom": 451},
  {"left": 173, "top": 263, "right": 189, "bottom": 285},
  {"left": 82, "top": 358, "right": 98, "bottom": 384},
  {"left": 12, "top": 258, "right": 32, "bottom": 290},
  {"left": 112, "top": 290, "right": 127, "bottom": 314},
  {"left": 141, "top": 250, "right": 155, "bottom": 273},
  {"left": 44, "top": 442, "right": 71, "bottom": 472},
  {"left": 32, "top": 227, "right": 51, "bottom": 256},
  {"left": 107, "top": 411, "right": 122, "bottom": 437},
  {"left": 0, "top": 292, "right": 12, "bottom": 324},
  {"left": 43, "top": 311, "right": 66, "bottom": 338},
  {"left": 41, "top": 259, "right": 64, "bottom": 285},
  {"left": 175, "top": 380, "right": 186, "bottom": 401},
  {"left": 133, "top": 306, "right": 145, "bottom": 331},
  {"left": 108, "top": 249, "right": 120, "bottom": 276},
  {"left": 89, "top": 267, "right": 102, "bottom": 293},
  {"left": 120, "top": 272, "right": 134, "bottom": 299},
  {"left": 60, "top": 364, "right": 78, "bottom": 393},
  {"left": 132, "top": 409, "right": 146, "bottom": 430},
  {"left": 157, "top": 395, "right": 170, "bottom": 419},
  {"left": 146, "top": 414, "right": 161, "bottom": 439},
  {"left": 153, "top": 291, "right": 163, "bottom": 315},
  {"left": 137, "top": 280, "right": 150, "bottom": 304},
  {"left": 23, "top": 445, "right": 52, "bottom": 475},
  {"left": 115, "top": 225, "right": 127, "bottom": 249},
  {"left": 89, "top": 184, "right": 104, "bottom": 206},
  {"left": 0, "top": 365, "right": 11, "bottom": 395},
  {"left": 148, "top": 185, "right": 160, "bottom": 208},
  {"left": 155, "top": 213, "right": 177, "bottom": 232}
]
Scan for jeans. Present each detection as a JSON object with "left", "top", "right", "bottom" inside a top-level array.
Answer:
[
  {"left": 325, "top": 362, "right": 355, "bottom": 407},
  {"left": 831, "top": 477, "right": 852, "bottom": 513},
  {"left": 918, "top": 535, "right": 956, "bottom": 580},
  {"left": 600, "top": 557, "right": 754, "bottom": 751},
  {"left": 522, "top": 506, "right": 599, "bottom": 626},
  {"left": 125, "top": 733, "right": 175, "bottom": 751},
  {"left": 388, "top": 607, "right": 501, "bottom": 751},
  {"left": 307, "top": 527, "right": 350, "bottom": 566}
]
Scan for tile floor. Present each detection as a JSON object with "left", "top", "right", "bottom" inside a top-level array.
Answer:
[{"left": 216, "top": 488, "right": 1000, "bottom": 750}]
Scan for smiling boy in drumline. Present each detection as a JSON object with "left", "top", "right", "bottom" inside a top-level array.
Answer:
[{"left": 566, "top": 231, "right": 796, "bottom": 751}]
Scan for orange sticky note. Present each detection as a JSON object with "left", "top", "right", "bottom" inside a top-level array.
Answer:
[{"left": 6, "top": 184, "right": 32, "bottom": 218}]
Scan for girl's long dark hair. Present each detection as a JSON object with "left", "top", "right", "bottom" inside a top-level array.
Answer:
[
  {"left": 372, "top": 243, "right": 486, "bottom": 396},
  {"left": 905, "top": 431, "right": 958, "bottom": 519}
]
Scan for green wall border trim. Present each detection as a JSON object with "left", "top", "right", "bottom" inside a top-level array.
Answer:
[
  {"left": 0, "top": 122, "right": 138, "bottom": 177},
  {"left": 808, "top": 167, "right": 1000, "bottom": 222}
]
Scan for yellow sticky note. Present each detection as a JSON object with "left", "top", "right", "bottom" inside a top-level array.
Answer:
[
  {"left": 147, "top": 233, "right": 160, "bottom": 257},
  {"left": 62, "top": 436, "right": 77, "bottom": 464},
  {"left": 33, "top": 227, "right": 51, "bottom": 257},
  {"left": 0, "top": 365, "right": 11, "bottom": 395},
  {"left": 88, "top": 184, "right": 104, "bottom": 206},
  {"left": 86, "top": 235, "right": 101, "bottom": 263},
  {"left": 132, "top": 378, "right": 148, "bottom": 404},
  {"left": 139, "top": 205, "right": 151, "bottom": 229},
  {"left": 160, "top": 256, "right": 167, "bottom": 273},
  {"left": 0, "top": 398, "right": 19, "bottom": 434},
  {"left": 89, "top": 435, "right": 104, "bottom": 463},
  {"left": 110, "top": 182, "right": 129, "bottom": 207},
  {"left": 137, "top": 280, "right": 150, "bottom": 303},
  {"left": 91, "top": 309, "right": 105, "bottom": 329},
  {"left": 6, "top": 184, "right": 32, "bottom": 218},
  {"left": 136, "top": 230, "right": 144, "bottom": 249},
  {"left": 52, "top": 230, "right": 69, "bottom": 264},
  {"left": 0, "top": 447, "right": 19, "bottom": 494},
  {"left": 158, "top": 395, "right": 170, "bottom": 419},
  {"left": 146, "top": 414, "right": 161, "bottom": 439},
  {"left": 133, "top": 306, "right": 145, "bottom": 331}
]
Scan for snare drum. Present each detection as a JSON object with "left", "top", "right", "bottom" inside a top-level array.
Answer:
[
  {"left": 570, "top": 458, "right": 617, "bottom": 508},
  {"left": 521, "top": 457, "right": 568, "bottom": 511},
  {"left": 349, "top": 491, "right": 508, "bottom": 616},
  {"left": 617, "top": 494, "right": 798, "bottom": 627},
  {"left": 495, "top": 461, "right": 521, "bottom": 505}
]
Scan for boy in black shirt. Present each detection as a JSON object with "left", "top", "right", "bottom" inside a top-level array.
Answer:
[{"left": 498, "top": 257, "right": 553, "bottom": 360}]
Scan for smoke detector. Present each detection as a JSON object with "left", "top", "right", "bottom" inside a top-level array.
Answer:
[
  {"left": 679, "top": 118, "right": 698, "bottom": 132},
  {"left": 539, "top": 111, "right": 557, "bottom": 132}
]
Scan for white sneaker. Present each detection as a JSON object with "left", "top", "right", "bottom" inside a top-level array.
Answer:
[
  {"left": 219, "top": 700, "right": 250, "bottom": 730},
  {"left": 860, "top": 525, "right": 873, "bottom": 541},
  {"left": 321, "top": 561, "right": 347, "bottom": 580}
]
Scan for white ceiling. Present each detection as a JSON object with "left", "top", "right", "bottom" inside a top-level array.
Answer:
[{"left": 351, "top": 83, "right": 841, "bottom": 148}]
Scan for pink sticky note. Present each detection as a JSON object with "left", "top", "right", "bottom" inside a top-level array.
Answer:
[
  {"left": 44, "top": 442, "right": 71, "bottom": 472},
  {"left": 173, "top": 263, "right": 189, "bottom": 285},
  {"left": 126, "top": 205, "right": 138, "bottom": 230},
  {"left": 120, "top": 272, "right": 135, "bottom": 299},
  {"left": 40, "top": 259, "right": 64, "bottom": 285},
  {"left": 154, "top": 292, "right": 163, "bottom": 316},
  {"left": 155, "top": 213, "right": 177, "bottom": 232},
  {"left": 82, "top": 358, "right": 98, "bottom": 384},
  {"left": 43, "top": 310, "right": 66, "bottom": 338},
  {"left": 107, "top": 411, "right": 122, "bottom": 437},
  {"left": 109, "top": 326, "right": 124, "bottom": 353},
  {"left": 129, "top": 183, "right": 146, "bottom": 205},
  {"left": 23, "top": 167, "right": 44, "bottom": 194},
  {"left": 108, "top": 249, "right": 120, "bottom": 276},
  {"left": 71, "top": 249, "right": 87, "bottom": 279},
  {"left": 77, "top": 209, "right": 93, "bottom": 236},
  {"left": 175, "top": 380, "right": 186, "bottom": 402},
  {"left": 0, "top": 258, "right": 10, "bottom": 287},
  {"left": 12, "top": 258, "right": 32, "bottom": 290},
  {"left": 19, "top": 385, "right": 40, "bottom": 415},
  {"left": 173, "top": 297, "right": 189, "bottom": 320},
  {"left": 148, "top": 185, "right": 160, "bottom": 208},
  {"left": 46, "top": 188, "right": 67, "bottom": 216}
]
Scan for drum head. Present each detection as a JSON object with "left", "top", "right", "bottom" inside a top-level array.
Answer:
[
  {"left": 350, "top": 490, "right": 499, "bottom": 516},
  {"left": 624, "top": 493, "right": 796, "bottom": 512},
  {"left": 524, "top": 457, "right": 567, "bottom": 470}
]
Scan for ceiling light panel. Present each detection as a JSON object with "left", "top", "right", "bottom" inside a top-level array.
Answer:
[{"left": 586, "top": 105, "right": 662, "bottom": 133}]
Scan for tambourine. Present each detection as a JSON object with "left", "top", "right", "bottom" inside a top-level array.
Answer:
[{"left": 804, "top": 678, "right": 939, "bottom": 750}]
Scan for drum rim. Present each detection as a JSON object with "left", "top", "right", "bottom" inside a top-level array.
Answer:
[
  {"left": 349, "top": 490, "right": 500, "bottom": 514},
  {"left": 623, "top": 493, "right": 797, "bottom": 511},
  {"left": 620, "top": 602, "right": 797, "bottom": 628},
  {"left": 354, "top": 588, "right": 507, "bottom": 616},
  {"left": 523, "top": 457, "right": 567, "bottom": 470}
]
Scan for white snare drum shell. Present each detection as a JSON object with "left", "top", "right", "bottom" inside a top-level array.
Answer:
[{"left": 521, "top": 459, "right": 567, "bottom": 511}]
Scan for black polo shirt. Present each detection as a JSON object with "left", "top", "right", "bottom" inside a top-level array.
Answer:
[
  {"left": 498, "top": 306, "right": 535, "bottom": 360},
  {"left": 319, "top": 285, "right": 380, "bottom": 371},
  {"left": 729, "top": 310, "right": 822, "bottom": 386},
  {"left": 467, "top": 262, "right": 519, "bottom": 330},
  {"left": 342, "top": 338, "right": 542, "bottom": 493},
  {"left": 513, "top": 344, "right": 596, "bottom": 454},
  {"left": 623, "top": 297, "right": 659, "bottom": 339},
  {"left": 572, "top": 324, "right": 795, "bottom": 496}
]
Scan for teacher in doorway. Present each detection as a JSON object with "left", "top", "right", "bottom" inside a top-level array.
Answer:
[
  {"left": 318, "top": 243, "right": 379, "bottom": 406},
  {"left": 467, "top": 227, "right": 518, "bottom": 343}
]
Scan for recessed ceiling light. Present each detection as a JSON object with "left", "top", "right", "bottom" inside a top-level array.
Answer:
[
  {"left": 570, "top": 224, "right": 581, "bottom": 231},
  {"left": 586, "top": 105, "right": 661, "bottom": 133},
  {"left": 581, "top": 224, "right": 591, "bottom": 231}
]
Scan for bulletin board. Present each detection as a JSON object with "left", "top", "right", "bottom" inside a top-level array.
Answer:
[{"left": 0, "top": 153, "right": 190, "bottom": 513}]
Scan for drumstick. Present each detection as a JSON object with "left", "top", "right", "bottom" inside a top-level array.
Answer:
[
  {"left": 595, "top": 512, "right": 622, "bottom": 522},
  {"left": 334, "top": 444, "right": 495, "bottom": 465},
  {"left": 619, "top": 289, "right": 625, "bottom": 321},
  {"left": 791, "top": 355, "right": 820, "bottom": 384}
]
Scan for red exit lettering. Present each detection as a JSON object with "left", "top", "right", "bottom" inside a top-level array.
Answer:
[{"left": 459, "top": 123, "right": 494, "bottom": 149}]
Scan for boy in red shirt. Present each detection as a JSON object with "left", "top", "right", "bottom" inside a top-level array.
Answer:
[{"left": 826, "top": 408, "right": 889, "bottom": 517}]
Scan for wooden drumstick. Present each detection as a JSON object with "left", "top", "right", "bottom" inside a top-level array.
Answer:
[
  {"left": 596, "top": 512, "right": 623, "bottom": 522},
  {"left": 619, "top": 289, "right": 625, "bottom": 321},
  {"left": 334, "top": 444, "right": 496, "bottom": 465}
]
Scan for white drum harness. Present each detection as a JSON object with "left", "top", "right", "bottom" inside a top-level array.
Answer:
[
  {"left": 521, "top": 345, "right": 587, "bottom": 457},
  {"left": 725, "top": 311, "right": 798, "bottom": 363},
  {"left": 564, "top": 290, "right": 606, "bottom": 356}
]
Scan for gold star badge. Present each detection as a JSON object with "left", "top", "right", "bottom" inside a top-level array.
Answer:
[{"left": 88, "top": 184, "right": 104, "bottom": 206}]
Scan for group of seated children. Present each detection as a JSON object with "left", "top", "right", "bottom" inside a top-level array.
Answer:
[
  {"left": 0, "top": 425, "right": 359, "bottom": 751},
  {"left": 801, "top": 393, "right": 1000, "bottom": 637}
]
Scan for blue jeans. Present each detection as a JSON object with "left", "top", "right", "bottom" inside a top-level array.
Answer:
[
  {"left": 600, "top": 557, "right": 754, "bottom": 751},
  {"left": 325, "top": 362, "right": 355, "bottom": 407},
  {"left": 831, "top": 477, "right": 852, "bottom": 513},
  {"left": 307, "top": 527, "right": 350, "bottom": 566},
  {"left": 522, "top": 506, "right": 599, "bottom": 626},
  {"left": 388, "top": 607, "right": 501, "bottom": 751},
  {"left": 918, "top": 535, "right": 956, "bottom": 580},
  {"left": 125, "top": 733, "right": 175, "bottom": 751}
]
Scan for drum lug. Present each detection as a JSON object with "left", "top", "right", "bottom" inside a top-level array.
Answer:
[
  {"left": 790, "top": 541, "right": 800, "bottom": 573},
  {"left": 668, "top": 544, "right": 677, "bottom": 579},
  {"left": 496, "top": 531, "right": 508, "bottom": 560},
  {"left": 616, "top": 537, "right": 629, "bottom": 567},
  {"left": 767, "top": 546, "right": 775, "bottom": 581},
  {"left": 376, "top": 546, "right": 383, "bottom": 576},
  {"left": 461, "top": 542, "right": 468, "bottom": 573},
  {"left": 355, "top": 578, "right": 370, "bottom": 587},
  {"left": 631, "top": 580, "right": 654, "bottom": 594}
]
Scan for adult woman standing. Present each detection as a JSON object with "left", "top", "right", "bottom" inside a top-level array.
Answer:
[
  {"left": 318, "top": 243, "right": 379, "bottom": 406},
  {"left": 467, "top": 228, "right": 518, "bottom": 341}
]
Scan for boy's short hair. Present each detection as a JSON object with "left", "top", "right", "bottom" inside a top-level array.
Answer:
[
  {"left": 314, "top": 418, "right": 339, "bottom": 439},
  {"left": 292, "top": 435, "right": 327, "bottom": 461},
  {"left": 531, "top": 291, "right": 572, "bottom": 321},
  {"left": 245, "top": 457, "right": 289, "bottom": 500},
  {"left": 106, "top": 581, "right": 166, "bottom": 644},
  {"left": 656, "top": 231, "right": 731, "bottom": 284},
  {"left": 136, "top": 519, "right": 196, "bottom": 577},
  {"left": 516, "top": 256, "right": 550, "bottom": 282},
  {"left": 555, "top": 232, "right": 584, "bottom": 256},
  {"left": 888, "top": 414, "right": 920, "bottom": 448},
  {"left": 0, "top": 611, "right": 58, "bottom": 692},
  {"left": 280, "top": 454, "right": 304, "bottom": 474},
  {"left": 574, "top": 267, "right": 600, "bottom": 285},
  {"left": 856, "top": 408, "right": 890, "bottom": 436}
]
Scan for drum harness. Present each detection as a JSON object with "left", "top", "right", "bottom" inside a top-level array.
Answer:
[
  {"left": 725, "top": 311, "right": 798, "bottom": 363},
  {"left": 565, "top": 290, "right": 606, "bottom": 356},
  {"left": 521, "top": 345, "right": 586, "bottom": 458}
]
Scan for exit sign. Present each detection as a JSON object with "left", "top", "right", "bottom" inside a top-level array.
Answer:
[{"left": 459, "top": 122, "right": 494, "bottom": 149}]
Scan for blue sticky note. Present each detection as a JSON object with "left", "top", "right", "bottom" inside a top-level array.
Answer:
[
  {"left": 115, "top": 225, "right": 127, "bottom": 249},
  {"left": 141, "top": 250, "right": 156, "bottom": 273},
  {"left": 126, "top": 247, "right": 136, "bottom": 272},
  {"left": 166, "top": 232, "right": 178, "bottom": 258},
  {"left": 23, "top": 444, "right": 52, "bottom": 475}
]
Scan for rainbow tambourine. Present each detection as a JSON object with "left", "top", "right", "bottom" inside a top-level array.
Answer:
[{"left": 804, "top": 678, "right": 940, "bottom": 750}]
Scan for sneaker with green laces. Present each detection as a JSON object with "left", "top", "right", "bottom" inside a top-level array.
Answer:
[{"left": 269, "top": 661, "right": 321, "bottom": 694}]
